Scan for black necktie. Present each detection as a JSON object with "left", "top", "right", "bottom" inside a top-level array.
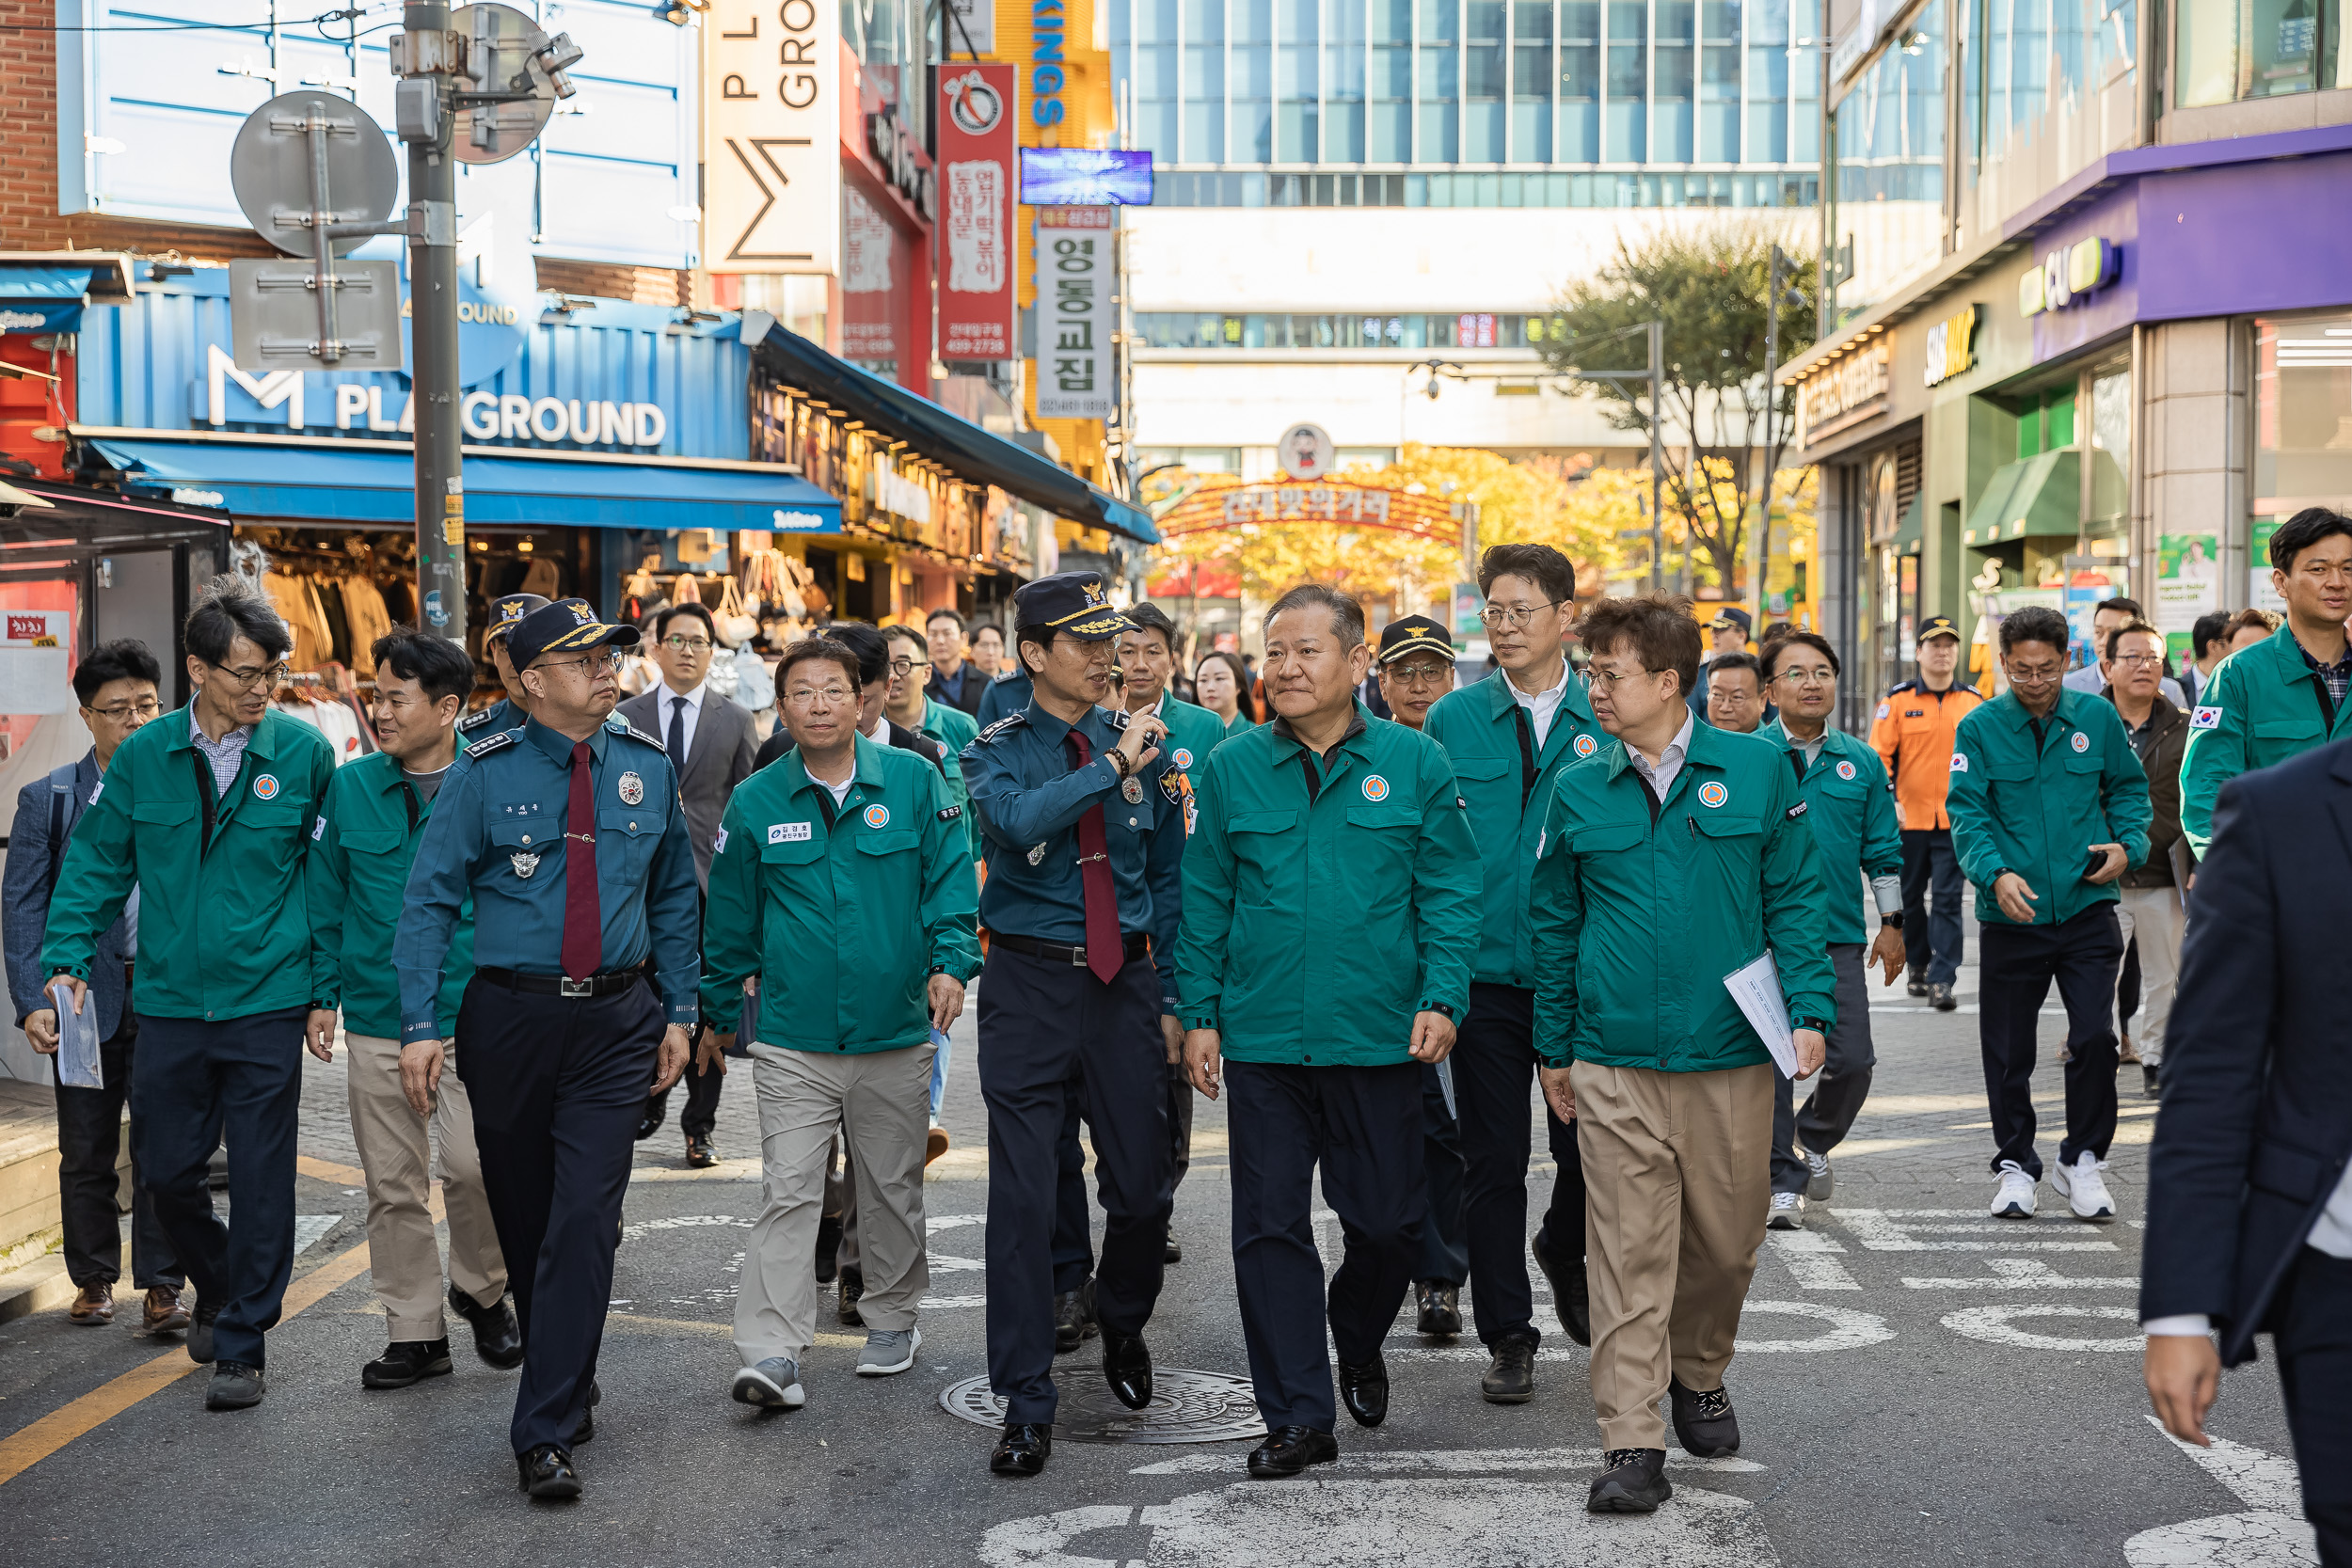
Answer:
[{"left": 668, "top": 694, "right": 688, "bottom": 766}]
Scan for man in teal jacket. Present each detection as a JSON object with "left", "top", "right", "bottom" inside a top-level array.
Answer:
[
  {"left": 1422, "top": 543, "right": 1609, "bottom": 1395},
  {"left": 1530, "top": 594, "right": 1834, "bottom": 1514},
  {"left": 1947, "top": 605, "right": 2151, "bottom": 1227},
  {"left": 1757, "top": 632, "right": 1906, "bottom": 1231},
  {"left": 1179, "top": 585, "right": 1481, "bottom": 1481}
]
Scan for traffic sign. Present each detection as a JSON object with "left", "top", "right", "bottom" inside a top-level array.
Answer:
[
  {"left": 229, "top": 91, "right": 400, "bottom": 260},
  {"left": 229, "top": 259, "right": 404, "bottom": 374},
  {"left": 449, "top": 3, "right": 580, "bottom": 165}
]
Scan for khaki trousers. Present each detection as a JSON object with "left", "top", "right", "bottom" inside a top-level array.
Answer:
[
  {"left": 736, "top": 1040, "right": 932, "bottom": 1366},
  {"left": 344, "top": 1032, "right": 507, "bottom": 1340},
  {"left": 1573, "top": 1058, "right": 1773, "bottom": 1450},
  {"left": 2114, "top": 883, "right": 2184, "bottom": 1067}
]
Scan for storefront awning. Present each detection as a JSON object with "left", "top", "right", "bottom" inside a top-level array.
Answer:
[
  {"left": 0, "top": 254, "right": 137, "bottom": 331},
  {"left": 79, "top": 434, "right": 844, "bottom": 534},
  {"left": 741, "top": 315, "right": 1161, "bottom": 545},
  {"left": 1961, "top": 451, "right": 2079, "bottom": 547}
]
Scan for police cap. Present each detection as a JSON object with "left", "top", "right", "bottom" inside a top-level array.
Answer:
[
  {"left": 1375, "top": 614, "right": 1454, "bottom": 666},
  {"left": 1014, "top": 572, "right": 1129, "bottom": 641},
  {"left": 1918, "top": 613, "right": 1963, "bottom": 643},
  {"left": 504, "top": 597, "right": 642, "bottom": 671},
  {"left": 485, "top": 593, "right": 551, "bottom": 644}
]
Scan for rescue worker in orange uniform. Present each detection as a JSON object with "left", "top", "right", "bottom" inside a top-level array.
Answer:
[{"left": 1869, "top": 615, "right": 1984, "bottom": 1012}]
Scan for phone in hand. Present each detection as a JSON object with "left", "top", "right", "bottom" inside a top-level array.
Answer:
[{"left": 2083, "top": 847, "right": 2108, "bottom": 880}]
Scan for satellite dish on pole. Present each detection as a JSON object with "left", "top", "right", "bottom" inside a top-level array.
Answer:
[
  {"left": 448, "top": 3, "right": 582, "bottom": 166},
  {"left": 229, "top": 91, "right": 400, "bottom": 259}
]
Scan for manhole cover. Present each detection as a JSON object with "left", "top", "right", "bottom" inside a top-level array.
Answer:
[{"left": 940, "top": 1369, "right": 1264, "bottom": 1444}]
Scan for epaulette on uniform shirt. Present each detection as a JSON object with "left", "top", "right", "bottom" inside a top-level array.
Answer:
[
  {"left": 977, "top": 712, "right": 1029, "bottom": 744},
  {"left": 466, "top": 730, "right": 517, "bottom": 759},
  {"left": 456, "top": 707, "right": 498, "bottom": 734},
  {"left": 608, "top": 715, "right": 666, "bottom": 752}
]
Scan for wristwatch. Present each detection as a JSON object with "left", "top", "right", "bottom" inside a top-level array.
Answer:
[
  {"left": 1793, "top": 1016, "right": 1831, "bottom": 1035},
  {"left": 1425, "top": 1002, "right": 1458, "bottom": 1022},
  {"left": 1880, "top": 912, "right": 1905, "bottom": 930}
]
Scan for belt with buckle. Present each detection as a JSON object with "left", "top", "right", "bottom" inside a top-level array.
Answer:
[
  {"left": 989, "top": 931, "right": 1149, "bottom": 967},
  {"left": 475, "top": 965, "right": 645, "bottom": 999}
]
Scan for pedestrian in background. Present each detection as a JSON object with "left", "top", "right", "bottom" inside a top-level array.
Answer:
[
  {"left": 1422, "top": 545, "right": 1604, "bottom": 1402},
  {"left": 1180, "top": 584, "right": 1480, "bottom": 1478},
  {"left": 2063, "top": 597, "right": 2185, "bottom": 704},
  {"left": 620, "top": 600, "right": 759, "bottom": 1167},
  {"left": 456, "top": 593, "right": 549, "bottom": 741},
  {"left": 1685, "top": 606, "right": 1751, "bottom": 717},
  {"left": 2221, "top": 606, "right": 2283, "bottom": 656},
  {"left": 395, "top": 598, "right": 696, "bottom": 1498},
  {"left": 1757, "top": 632, "right": 1904, "bottom": 1231},
  {"left": 967, "top": 621, "right": 1007, "bottom": 682},
  {"left": 41, "top": 578, "right": 339, "bottom": 1412},
  {"left": 926, "top": 607, "right": 986, "bottom": 715},
  {"left": 1531, "top": 593, "right": 1834, "bottom": 1514},
  {"left": 2099, "top": 619, "right": 2188, "bottom": 1101},
  {"left": 1870, "top": 614, "right": 1980, "bottom": 1012},
  {"left": 1946, "top": 604, "right": 2149, "bottom": 1225},
  {"left": 703, "top": 637, "right": 980, "bottom": 1411},
  {"left": 2180, "top": 609, "right": 2232, "bottom": 708},
  {"left": 310, "top": 628, "right": 519, "bottom": 1389},
  {"left": 1193, "top": 649, "right": 1258, "bottom": 739},
  {"left": 5, "top": 639, "right": 191, "bottom": 1338},
  {"left": 1704, "top": 651, "right": 1766, "bottom": 735}
]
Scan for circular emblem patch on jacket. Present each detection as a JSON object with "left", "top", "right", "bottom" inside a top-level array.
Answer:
[
  {"left": 2071, "top": 731, "right": 2090, "bottom": 753},
  {"left": 252, "top": 774, "right": 279, "bottom": 800},
  {"left": 863, "top": 803, "right": 890, "bottom": 830},
  {"left": 616, "top": 769, "right": 645, "bottom": 805},
  {"left": 1836, "top": 759, "right": 1857, "bottom": 781},
  {"left": 1173, "top": 748, "right": 1193, "bottom": 768},
  {"left": 1697, "top": 781, "right": 1729, "bottom": 808},
  {"left": 1574, "top": 733, "right": 1598, "bottom": 758},
  {"left": 1361, "top": 774, "right": 1390, "bottom": 802}
]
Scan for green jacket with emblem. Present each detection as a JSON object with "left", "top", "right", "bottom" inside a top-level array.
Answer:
[
  {"left": 2177, "top": 622, "right": 2352, "bottom": 856},
  {"left": 1756, "top": 721, "right": 1904, "bottom": 945},
  {"left": 920, "top": 695, "right": 980, "bottom": 857},
  {"left": 699, "top": 733, "right": 980, "bottom": 1052},
  {"left": 1946, "top": 688, "right": 2153, "bottom": 927},
  {"left": 1422, "top": 669, "right": 1606, "bottom": 988},
  {"left": 1530, "top": 722, "right": 1836, "bottom": 1072},
  {"left": 1147, "top": 693, "right": 1226, "bottom": 836},
  {"left": 309, "top": 751, "right": 474, "bottom": 1039},
  {"left": 43, "top": 706, "right": 338, "bottom": 1021},
  {"left": 1175, "top": 705, "right": 1482, "bottom": 1066}
]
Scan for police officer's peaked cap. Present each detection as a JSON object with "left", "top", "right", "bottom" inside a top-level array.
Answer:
[
  {"left": 1375, "top": 614, "right": 1455, "bottom": 666},
  {"left": 1918, "top": 613, "right": 1963, "bottom": 642},
  {"left": 1708, "top": 606, "right": 1753, "bottom": 635},
  {"left": 505, "top": 597, "right": 642, "bottom": 670},
  {"left": 485, "top": 593, "right": 551, "bottom": 644},
  {"left": 1014, "top": 572, "right": 1130, "bottom": 641}
]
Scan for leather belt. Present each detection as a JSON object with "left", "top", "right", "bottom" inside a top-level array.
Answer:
[
  {"left": 475, "top": 965, "right": 645, "bottom": 999},
  {"left": 989, "top": 931, "right": 1149, "bottom": 967}
]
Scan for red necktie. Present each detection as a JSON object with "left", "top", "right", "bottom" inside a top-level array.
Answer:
[
  {"left": 561, "top": 739, "right": 602, "bottom": 981},
  {"left": 1063, "top": 728, "right": 1123, "bottom": 984}
]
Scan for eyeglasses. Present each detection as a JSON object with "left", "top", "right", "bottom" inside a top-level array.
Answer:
[
  {"left": 208, "top": 660, "right": 290, "bottom": 691},
  {"left": 1388, "top": 662, "right": 1454, "bottom": 687},
  {"left": 86, "top": 698, "right": 161, "bottom": 721},
  {"left": 886, "top": 657, "right": 918, "bottom": 676},
  {"left": 1772, "top": 668, "right": 1837, "bottom": 687},
  {"left": 2005, "top": 665, "right": 2065, "bottom": 686},
  {"left": 536, "top": 650, "right": 623, "bottom": 676},
  {"left": 660, "top": 636, "right": 713, "bottom": 655},
  {"left": 2110, "top": 653, "right": 2164, "bottom": 668},
  {"left": 1479, "top": 601, "right": 1561, "bottom": 630},
  {"left": 1578, "top": 665, "right": 1658, "bottom": 690},
  {"left": 786, "top": 684, "right": 855, "bottom": 705}
]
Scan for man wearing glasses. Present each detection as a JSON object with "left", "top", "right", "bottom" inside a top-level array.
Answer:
[
  {"left": 41, "top": 579, "right": 339, "bottom": 1413},
  {"left": 395, "top": 597, "right": 697, "bottom": 1497},
  {"left": 1422, "top": 545, "right": 1604, "bottom": 1405},
  {"left": 2099, "top": 620, "right": 2190, "bottom": 1100},
  {"left": 7, "top": 639, "right": 195, "bottom": 1340},
  {"left": 457, "top": 593, "right": 550, "bottom": 740},
  {"left": 1947, "top": 605, "right": 2149, "bottom": 1226},
  {"left": 619, "top": 602, "right": 759, "bottom": 1166}
]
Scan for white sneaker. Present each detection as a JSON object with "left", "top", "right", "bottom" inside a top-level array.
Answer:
[
  {"left": 731, "top": 1356, "right": 805, "bottom": 1408},
  {"left": 1766, "top": 1191, "right": 1804, "bottom": 1229},
  {"left": 1803, "top": 1148, "right": 1835, "bottom": 1203},
  {"left": 856, "top": 1326, "right": 922, "bottom": 1375},
  {"left": 2049, "top": 1151, "right": 2116, "bottom": 1223},
  {"left": 1989, "top": 1160, "right": 2038, "bottom": 1219}
]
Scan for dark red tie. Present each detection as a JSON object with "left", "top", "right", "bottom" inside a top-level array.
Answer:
[
  {"left": 561, "top": 739, "right": 602, "bottom": 981},
  {"left": 1063, "top": 729, "right": 1123, "bottom": 984}
]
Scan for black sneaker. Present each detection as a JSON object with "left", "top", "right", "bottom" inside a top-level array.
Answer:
[
  {"left": 1414, "top": 1281, "right": 1462, "bottom": 1337},
  {"left": 448, "top": 1283, "right": 523, "bottom": 1369},
  {"left": 1905, "top": 972, "right": 1929, "bottom": 998},
  {"left": 1587, "top": 1448, "right": 1671, "bottom": 1513},
  {"left": 1480, "top": 1331, "right": 1536, "bottom": 1404},
  {"left": 362, "top": 1338, "right": 453, "bottom": 1389},
  {"left": 1929, "top": 982, "right": 1957, "bottom": 1012},
  {"left": 205, "top": 1361, "right": 265, "bottom": 1411},
  {"left": 1531, "top": 1229, "right": 1590, "bottom": 1347},
  {"left": 186, "top": 1299, "right": 222, "bottom": 1365},
  {"left": 837, "top": 1266, "right": 865, "bottom": 1327},
  {"left": 2143, "top": 1064, "right": 2160, "bottom": 1098},
  {"left": 1669, "top": 1377, "right": 1740, "bottom": 1457},
  {"left": 1053, "top": 1277, "right": 1098, "bottom": 1354}
]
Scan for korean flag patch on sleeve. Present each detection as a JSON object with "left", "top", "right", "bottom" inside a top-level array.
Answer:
[
  {"left": 712, "top": 827, "right": 729, "bottom": 855},
  {"left": 312, "top": 814, "right": 326, "bottom": 842},
  {"left": 2190, "top": 705, "right": 2224, "bottom": 731},
  {"left": 1949, "top": 752, "right": 1969, "bottom": 773}
]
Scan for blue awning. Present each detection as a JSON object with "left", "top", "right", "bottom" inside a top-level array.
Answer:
[
  {"left": 0, "top": 266, "right": 107, "bottom": 301},
  {"left": 0, "top": 256, "right": 135, "bottom": 331},
  {"left": 81, "top": 436, "right": 843, "bottom": 534}
]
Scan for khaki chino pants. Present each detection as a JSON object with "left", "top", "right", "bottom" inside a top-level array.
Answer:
[
  {"left": 1572, "top": 1058, "right": 1773, "bottom": 1451},
  {"left": 344, "top": 1032, "right": 507, "bottom": 1340}
]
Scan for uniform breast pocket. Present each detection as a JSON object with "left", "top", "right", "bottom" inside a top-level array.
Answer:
[
  {"left": 237, "top": 800, "right": 312, "bottom": 869},
  {"left": 130, "top": 798, "right": 194, "bottom": 857},
  {"left": 338, "top": 828, "right": 406, "bottom": 896},
  {"left": 489, "top": 816, "right": 561, "bottom": 886},
  {"left": 1341, "top": 804, "right": 1420, "bottom": 910},
  {"left": 853, "top": 829, "right": 920, "bottom": 864},
  {"left": 2252, "top": 718, "right": 2323, "bottom": 766},
  {"left": 596, "top": 807, "right": 663, "bottom": 879},
  {"left": 1224, "top": 809, "right": 1295, "bottom": 903},
  {"left": 1691, "top": 811, "right": 1764, "bottom": 875}
]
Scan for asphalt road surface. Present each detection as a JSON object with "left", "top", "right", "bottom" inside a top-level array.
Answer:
[{"left": 0, "top": 952, "right": 2314, "bottom": 1568}]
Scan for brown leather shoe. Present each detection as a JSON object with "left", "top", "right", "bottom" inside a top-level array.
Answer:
[
  {"left": 69, "top": 1282, "right": 115, "bottom": 1324},
  {"left": 926, "top": 1125, "right": 950, "bottom": 1165},
  {"left": 144, "top": 1285, "right": 192, "bottom": 1335}
]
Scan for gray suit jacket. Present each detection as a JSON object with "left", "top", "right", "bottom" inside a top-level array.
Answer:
[
  {"left": 5, "top": 750, "right": 133, "bottom": 1037},
  {"left": 617, "top": 685, "right": 758, "bottom": 887}
]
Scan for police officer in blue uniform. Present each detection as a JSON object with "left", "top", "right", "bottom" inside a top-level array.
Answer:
[
  {"left": 394, "top": 598, "right": 697, "bottom": 1500},
  {"left": 456, "top": 593, "right": 550, "bottom": 741},
  {"left": 975, "top": 661, "right": 1033, "bottom": 729},
  {"left": 961, "top": 572, "right": 1184, "bottom": 1478}
]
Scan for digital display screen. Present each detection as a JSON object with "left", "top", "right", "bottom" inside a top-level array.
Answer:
[{"left": 1019, "top": 149, "right": 1154, "bottom": 206}]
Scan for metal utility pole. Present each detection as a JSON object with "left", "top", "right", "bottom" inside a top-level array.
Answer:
[{"left": 397, "top": 0, "right": 465, "bottom": 644}]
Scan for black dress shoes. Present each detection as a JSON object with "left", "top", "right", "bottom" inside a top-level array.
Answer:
[
  {"left": 1103, "top": 1329, "right": 1153, "bottom": 1410},
  {"left": 1054, "top": 1277, "right": 1098, "bottom": 1354},
  {"left": 636, "top": 1090, "right": 668, "bottom": 1142},
  {"left": 1669, "top": 1377, "right": 1740, "bottom": 1457},
  {"left": 186, "top": 1299, "right": 221, "bottom": 1365},
  {"left": 837, "top": 1266, "right": 865, "bottom": 1326},
  {"left": 1531, "top": 1229, "right": 1591, "bottom": 1347},
  {"left": 1336, "top": 1354, "right": 1388, "bottom": 1428},
  {"left": 448, "top": 1283, "right": 524, "bottom": 1369},
  {"left": 1414, "top": 1280, "right": 1462, "bottom": 1337},
  {"left": 1248, "top": 1425, "right": 1339, "bottom": 1479},
  {"left": 991, "top": 1422, "right": 1053, "bottom": 1477},
  {"left": 1588, "top": 1448, "right": 1671, "bottom": 1513},
  {"left": 572, "top": 1380, "right": 602, "bottom": 1445},
  {"left": 362, "top": 1338, "right": 453, "bottom": 1389},
  {"left": 518, "top": 1444, "right": 580, "bottom": 1498},
  {"left": 813, "top": 1215, "right": 843, "bottom": 1284},
  {"left": 684, "top": 1134, "right": 717, "bottom": 1168},
  {"left": 1165, "top": 1235, "right": 1183, "bottom": 1264},
  {"left": 1481, "top": 1331, "right": 1537, "bottom": 1403},
  {"left": 204, "top": 1361, "right": 264, "bottom": 1410}
]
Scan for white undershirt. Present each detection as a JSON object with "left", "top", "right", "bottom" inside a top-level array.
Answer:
[
  {"left": 806, "top": 763, "right": 855, "bottom": 809},
  {"left": 1507, "top": 659, "right": 1572, "bottom": 750}
]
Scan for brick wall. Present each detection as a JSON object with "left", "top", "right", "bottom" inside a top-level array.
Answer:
[{"left": 536, "top": 260, "right": 691, "bottom": 307}]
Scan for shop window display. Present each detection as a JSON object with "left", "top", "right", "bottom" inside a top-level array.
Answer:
[{"left": 2254, "top": 311, "right": 2352, "bottom": 521}]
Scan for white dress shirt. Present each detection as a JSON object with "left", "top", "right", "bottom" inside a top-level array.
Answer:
[
  {"left": 1507, "top": 658, "right": 1573, "bottom": 750},
  {"left": 1626, "top": 712, "right": 1696, "bottom": 800},
  {"left": 659, "top": 680, "right": 707, "bottom": 765}
]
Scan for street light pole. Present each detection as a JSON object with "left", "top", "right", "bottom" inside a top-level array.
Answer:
[
  {"left": 1647, "top": 318, "right": 1664, "bottom": 594},
  {"left": 400, "top": 0, "right": 465, "bottom": 646}
]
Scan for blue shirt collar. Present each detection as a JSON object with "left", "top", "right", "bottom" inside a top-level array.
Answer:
[{"left": 523, "top": 715, "right": 607, "bottom": 768}]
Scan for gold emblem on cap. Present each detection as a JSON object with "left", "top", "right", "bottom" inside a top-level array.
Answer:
[{"left": 1083, "top": 579, "right": 1108, "bottom": 609}]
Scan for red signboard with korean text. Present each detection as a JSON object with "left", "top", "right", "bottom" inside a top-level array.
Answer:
[{"left": 935, "top": 63, "right": 1017, "bottom": 363}]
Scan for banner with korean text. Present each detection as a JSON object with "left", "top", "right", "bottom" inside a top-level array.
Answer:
[{"left": 936, "top": 63, "right": 1016, "bottom": 362}]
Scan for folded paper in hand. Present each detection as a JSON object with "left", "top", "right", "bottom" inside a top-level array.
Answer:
[
  {"left": 1723, "top": 951, "right": 1798, "bottom": 1079},
  {"left": 50, "top": 979, "right": 103, "bottom": 1090}
]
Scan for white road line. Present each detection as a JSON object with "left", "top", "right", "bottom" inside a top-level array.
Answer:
[
  {"left": 1835, "top": 1210, "right": 2121, "bottom": 1252},
  {"left": 1127, "top": 1447, "right": 1766, "bottom": 1476},
  {"left": 1766, "top": 1230, "right": 1861, "bottom": 1291},
  {"left": 1390, "top": 1300, "right": 1890, "bottom": 1355},
  {"left": 1940, "top": 1303, "right": 2142, "bottom": 1350},
  {"left": 918, "top": 1294, "right": 989, "bottom": 1310},
  {"left": 2125, "top": 1418, "right": 2319, "bottom": 1566},
  {"left": 1901, "top": 1259, "right": 2137, "bottom": 1290}
]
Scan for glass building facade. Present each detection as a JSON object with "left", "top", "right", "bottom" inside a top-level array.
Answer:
[{"left": 1110, "top": 0, "right": 1827, "bottom": 205}]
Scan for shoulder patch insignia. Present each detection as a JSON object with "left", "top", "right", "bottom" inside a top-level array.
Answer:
[
  {"left": 1949, "top": 752, "right": 1968, "bottom": 773},
  {"left": 456, "top": 708, "right": 494, "bottom": 732},
  {"left": 977, "top": 712, "right": 1029, "bottom": 743},
  {"left": 1875, "top": 702, "right": 1891, "bottom": 721},
  {"left": 994, "top": 668, "right": 1024, "bottom": 684},
  {"left": 1786, "top": 800, "right": 1808, "bottom": 818},
  {"left": 466, "top": 731, "right": 518, "bottom": 760},
  {"left": 938, "top": 805, "right": 962, "bottom": 821},
  {"left": 2190, "top": 705, "right": 2223, "bottom": 730},
  {"left": 615, "top": 719, "right": 666, "bottom": 752},
  {"left": 1105, "top": 707, "right": 1130, "bottom": 731}
]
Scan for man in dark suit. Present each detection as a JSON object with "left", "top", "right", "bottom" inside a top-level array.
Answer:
[
  {"left": 5, "top": 639, "right": 195, "bottom": 1336},
  {"left": 925, "top": 607, "right": 986, "bottom": 716},
  {"left": 2143, "top": 738, "right": 2352, "bottom": 1565},
  {"left": 620, "top": 602, "right": 758, "bottom": 1166}
]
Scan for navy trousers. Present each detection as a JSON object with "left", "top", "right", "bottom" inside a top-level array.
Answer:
[
  {"left": 1051, "top": 1080, "right": 1094, "bottom": 1293},
  {"left": 1451, "top": 983, "right": 1583, "bottom": 1346},
  {"left": 1979, "top": 904, "right": 2125, "bottom": 1177},
  {"left": 2276, "top": 1247, "right": 2352, "bottom": 1565},
  {"left": 56, "top": 1011, "right": 187, "bottom": 1291},
  {"left": 131, "top": 1008, "right": 303, "bottom": 1370},
  {"left": 1900, "top": 828, "right": 1966, "bottom": 985},
  {"left": 1228, "top": 1058, "right": 1424, "bottom": 1433},
  {"left": 1772, "top": 943, "right": 1879, "bottom": 1193},
  {"left": 977, "top": 945, "right": 1171, "bottom": 1425},
  {"left": 456, "top": 974, "right": 662, "bottom": 1457},
  {"left": 1418, "top": 1063, "right": 1469, "bottom": 1287}
]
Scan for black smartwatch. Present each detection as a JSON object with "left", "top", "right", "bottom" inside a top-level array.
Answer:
[
  {"left": 1793, "top": 1016, "right": 1832, "bottom": 1035},
  {"left": 1880, "top": 912, "right": 1905, "bottom": 930}
]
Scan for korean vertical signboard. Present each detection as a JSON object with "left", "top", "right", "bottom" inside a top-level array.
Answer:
[
  {"left": 704, "top": 0, "right": 839, "bottom": 274},
  {"left": 1034, "top": 207, "right": 1113, "bottom": 420},
  {"left": 936, "top": 64, "right": 1016, "bottom": 362}
]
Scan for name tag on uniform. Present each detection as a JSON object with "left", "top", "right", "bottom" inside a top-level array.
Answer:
[{"left": 769, "top": 822, "right": 813, "bottom": 844}]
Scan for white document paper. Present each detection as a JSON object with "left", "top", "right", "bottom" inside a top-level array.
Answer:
[
  {"left": 1723, "top": 950, "right": 1799, "bottom": 1080},
  {"left": 1435, "top": 1057, "right": 1457, "bottom": 1120},
  {"left": 50, "top": 979, "right": 103, "bottom": 1089}
]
